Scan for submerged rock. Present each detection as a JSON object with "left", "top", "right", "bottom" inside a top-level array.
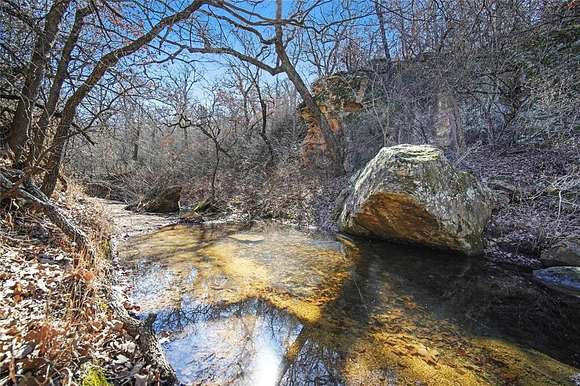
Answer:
[
  {"left": 336, "top": 144, "right": 493, "bottom": 255},
  {"left": 126, "top": 186, "right": 181, "bottom": 213},
  {"left": 180, "top": 198, "right": 220, "bottom": 222},
  {"left": 541, "top": 237, "right": 580, "bottom": 267},
  {"left": 229, "top": 234, "right": 265, "bottom": 243},
  {"left": 533, "top": 266, "right": 580, "bottom": 296}
]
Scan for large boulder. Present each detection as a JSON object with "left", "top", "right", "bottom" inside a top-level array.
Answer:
[
  {"left": 126, "top": 186, "right": 181, "bottom": 213},
  {"left": 336, "top": 144, "right": 493, "bottom": 255}
]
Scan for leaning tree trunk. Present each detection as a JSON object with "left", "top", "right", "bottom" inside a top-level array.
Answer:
[
  {"left": 273, "top": 5, "right": 344, "bottom": 175},
  {"left": 8, "top": 0, "right": 72, "bottom": 161},
  {"left": 0, "top": 170, "right": 93, "bottom": 263}
]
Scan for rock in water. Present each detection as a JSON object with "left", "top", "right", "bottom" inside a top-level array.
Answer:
[
  {"left": 533, "top": 266, "right": 580, "bottom": 296},
  {"left": 336, "top": 145, "right": 493, "bottom": 255},
  {"left": 127, "top": 186, "right": 181, "bottom": 213},
  {"left": 229, "top": 234, "right": 265, "bottom": 243},
  {"left": 540, "top": 237, "right": 580, "bottom": 267}
]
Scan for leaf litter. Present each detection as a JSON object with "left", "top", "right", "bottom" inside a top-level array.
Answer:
[{"left": 0, "top": 189, "right": 166, "bottom": 384}]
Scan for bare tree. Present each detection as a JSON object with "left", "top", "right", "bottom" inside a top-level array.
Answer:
[
  {"left": 41, "top": 0, "right": 208, "bottom": 195},
  {"left": 8, "top": 0, "right": 72, "bottom": 161}
]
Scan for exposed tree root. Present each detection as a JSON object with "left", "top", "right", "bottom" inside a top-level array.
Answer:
[
  {"left": 107, "top": 287, "right": 177, "bottom": 384},
  {"left": 0, "top": 168, "right": 92, "bottom": 262}
]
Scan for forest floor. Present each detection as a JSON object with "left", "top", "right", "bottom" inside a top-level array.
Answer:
[
  {"left": 461, "top": 142, "right": 579, "bottom": 267},
  {"left": 0, "top": 187, "right": 171, "bottom": 384}
]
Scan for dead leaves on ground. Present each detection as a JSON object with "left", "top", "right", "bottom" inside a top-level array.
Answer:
[{"left": 0, "top": 199, "right": 159, "bottom": 384}]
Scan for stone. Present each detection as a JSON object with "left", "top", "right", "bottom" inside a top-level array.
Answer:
[
  {"left": 126, "top": 186, "right": 181, "bottom": 213},
  {"left": 533, "top": 266, "right": 580, "bottom": 296},
  {"left": 180, "top": 198, "right": 220, "bottom": 222},
  {"left": 229, "top": 234, "right": 265, "bottom": 243},
  {"left": 540, "top": 237, "right": 580, "bottom": 267},
  {"left": 335, "top": 144, "right": 493, "bottom": 255},
  {"left": 299, "top": 73, "right": 369, "bottom": 171},
  {"left": 487, "top": 178, "right": 519, "bottom": 195},
  {"left": 486, "top": 177, "right": 532, "bottom": 202},
  {"left": 300, "top": 69, "right": 466, "bottom": 172},
  {"left": 493, "top": 191, "right": 511, "bottom": 208}
]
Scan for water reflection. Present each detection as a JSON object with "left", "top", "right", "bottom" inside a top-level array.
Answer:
[
  {"left": 118, "top": 223, "right": 580, "bottom": 385},
  {"left": 158, "top": 298, "right": 296, "bottom": 385}
]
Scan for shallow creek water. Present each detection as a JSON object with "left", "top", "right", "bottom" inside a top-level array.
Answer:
[{"left": 117, "top": 222, "right": 580, "bottom": 386}]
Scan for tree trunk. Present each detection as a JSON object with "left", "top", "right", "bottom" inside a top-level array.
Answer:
[
  {"left": 41, "top": 0, "right": 206, "bottom": 196},
  {"left": 8, "top": 0, "right": 72, "bottom": 161},
  {"left": 0, "top": 171, "right": 93, "bottom": 262},
  {"left": 274, "top": 0, "right": 344, "bottom": 174},
  {"left": 210, "top": 140, "right": 219, "bottom": 201},
  {"left": 28, "top": 5, "right": 93, "bottom": 166},
  {"left": 253, "top": 77, "right": 275, "bottom": 167},
  {"left": 132, "top": 135, "right": 139, "bottom": 162},
  {"left": 374, "top": 0, "right": 393, "bottom": 77},
  {"left": 108, "top": 290, "right": 177, "bottom": 383}
]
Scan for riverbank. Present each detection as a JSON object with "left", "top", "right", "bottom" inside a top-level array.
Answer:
[
  {"left": 0, "top": 189, "right": 175, "bottom": 384},
  {"left": 2, "top": 175, "right": 577, "bottom": 384},
  {"left": 169, "top": 144, "right": 578, "bottom": 269},
  {"left": 461, "top": 144, "right": 579, "bottom": 268}
]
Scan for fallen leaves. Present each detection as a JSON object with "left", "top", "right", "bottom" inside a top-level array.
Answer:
[
  {"left": 0, "top": 198, "right": 160, "bottom": 384},
  {"left": 68, "top": 267, "right": 96, "bottom": 283}
]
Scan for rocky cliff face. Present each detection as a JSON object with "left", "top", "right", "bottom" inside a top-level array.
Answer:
[
  {"left": 335, "top": 144, "right": 493, "bottom": 255},
  {"left": 299, "top": 73, "right": 368, "bottom": 171},
  {"left": 300, "top": 69, "right": 464, "bottom": 173}
]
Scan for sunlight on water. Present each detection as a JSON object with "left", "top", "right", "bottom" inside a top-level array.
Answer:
[
  {"left": 119, "top": 223, "right": 580, "bottom": 386},
  {"left": 252, "top": 344, "right": 281, "bottom": 386}
]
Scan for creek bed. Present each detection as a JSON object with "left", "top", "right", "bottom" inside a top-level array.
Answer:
[{"left": 117, "top": 222, "right": 580, "bottom": 386}]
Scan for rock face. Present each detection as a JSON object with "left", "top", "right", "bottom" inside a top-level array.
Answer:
[
  {"left": 299, "top": 73, "right": 368, "bottom": 171},
  {"left": 336, "top": 145, "right": 493, "bottom": 255},
  {"left": 533, "top": 266, "right": 580, "bottom": 296},
  {"left": 540, "top": 237, "right": 580, "bottom": 267},
  {"left": 126, "top": 186, "right": 181, "bottom": 213},
  {"left": 299, "top": 69, "right": 465, "bottom": 172}
]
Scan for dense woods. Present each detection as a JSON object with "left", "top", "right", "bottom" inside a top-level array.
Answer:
[
  {"left": 1, "top": 0, "right": 577, "bottom": 196},
  {"left": 0, "top": 0, "right": 579, "bottom": 384}
]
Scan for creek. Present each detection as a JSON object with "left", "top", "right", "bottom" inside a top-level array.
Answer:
[{"left": 105, "top": 201, "right": 580, "bottom": 386}]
